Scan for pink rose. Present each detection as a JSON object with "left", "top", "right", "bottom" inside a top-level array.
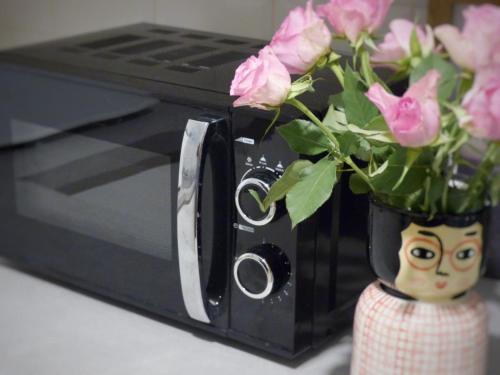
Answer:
[
  {"left": 371, "top": 19, "right": 434, "bottom": 67},
  {"left": 435, "top": 5, "right": 500, "bottom": 71},
  {"left": 462, "top": 65, "right": 500, "bottom": 140},
  {"left": 230, "top": 46, "right": 291, "bottom": 110},
  {"left": 317, "top": 0, "right": 393, "bottom": 43},
  {"left": 366, "top": 70, "right": 441, "bottom": 147},
  {"left": 270, "top": 0, "right": 332, "bottom": 75}
]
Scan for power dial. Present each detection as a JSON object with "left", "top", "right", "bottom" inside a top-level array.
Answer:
[
  {"left": 233, "top": 244, "right": 290, "bottom": 300},
  {"left": 235, "top": 167, "right": 280, "bottom": 226}
]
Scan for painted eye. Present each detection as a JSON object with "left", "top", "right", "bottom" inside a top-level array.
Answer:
[
  {"left": 456, "top": 248, "right": 476, "bottom": 260},
  {"left": 410, "top": 247, "right": 436, "bottom": 260}
]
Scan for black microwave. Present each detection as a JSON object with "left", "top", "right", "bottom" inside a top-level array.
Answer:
[{"left": 0, "top": 23, "right": 374, "bottom": 358}]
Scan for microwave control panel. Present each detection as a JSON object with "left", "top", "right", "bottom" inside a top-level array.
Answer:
[{"left": 229, "top": 112, "right": 315, "bottom": 351}]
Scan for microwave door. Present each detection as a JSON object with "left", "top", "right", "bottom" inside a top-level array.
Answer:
[{"left": 0, "top": 69, "right": 231, "bottom": 328}]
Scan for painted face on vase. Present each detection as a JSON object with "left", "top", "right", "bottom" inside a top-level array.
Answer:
[{"left": 395, "top": 222, "right": 483, "bottom": 302}]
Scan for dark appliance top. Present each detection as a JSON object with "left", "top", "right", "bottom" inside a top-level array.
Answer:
[
  {"left": 0, "top": 23, "right": 336, "bottom": 113},
  {"left": 0, "top": 23, "right": 265, "bottom": 97}
]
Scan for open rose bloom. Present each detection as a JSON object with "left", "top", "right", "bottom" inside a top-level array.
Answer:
[
  {"left": 270, "top": 0, "right": 331, "bottom": 75},
  {"left": 317, "top": 0, "right": 393, "bottom": 43},
  {"left": 462, "top": 65, "right": 500, "bottom": 140},
  {"left": 230, "top": 1, "right": 499, "bottom": 224},
  {"left": 366, "top": 70, "right": 441, "bottom": 147},
  {"left": 435, "top": 4, "right": 500, "bottom": 71},
  {"left": 371, "top": 19, "right": 434, "bottom": 67}
]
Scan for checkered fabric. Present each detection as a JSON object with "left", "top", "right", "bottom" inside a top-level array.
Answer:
[{"left": 350, "top": 282, "right": 488, "bottom": 375}]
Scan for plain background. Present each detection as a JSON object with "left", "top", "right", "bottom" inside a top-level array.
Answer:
[{"left": 0, "top": 0, "right": 429, "bottom": 51}]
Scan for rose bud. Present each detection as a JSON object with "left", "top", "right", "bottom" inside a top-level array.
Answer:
[{"left": 230, "top": 46, "right": 292, "bottom": 110}]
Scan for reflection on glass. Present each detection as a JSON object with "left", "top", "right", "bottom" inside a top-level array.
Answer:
[{"left": 12, "top": 120, "right": 172, "bottom": 260}]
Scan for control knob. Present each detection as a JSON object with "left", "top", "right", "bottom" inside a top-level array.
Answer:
[
  {"left": 235, "top": 168, "right": 280, "bottom": 226},
  {"left": 233, "top": 244, "right": 290, "bottom": 300}
]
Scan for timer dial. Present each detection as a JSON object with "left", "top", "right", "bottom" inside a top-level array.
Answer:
[
  {"left": 233, "top": 244, "right": 290, "bottom": 300},
  {"left": 235, "top": 168, "right": 280, "bottom": 226}
]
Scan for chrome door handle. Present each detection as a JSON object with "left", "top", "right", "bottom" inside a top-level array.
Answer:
[{"left": 177, "top": 119, "right": 212, "bottom": 324}]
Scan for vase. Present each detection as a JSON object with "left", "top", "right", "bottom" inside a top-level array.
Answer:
[
  {"left": 486, "top": 204, "right": 500, "bottom": 278},
  {"left": 350, "top": 199, "right": 491, "bottom": 375}
]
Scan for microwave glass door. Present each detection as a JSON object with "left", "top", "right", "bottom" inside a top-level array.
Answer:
[{"left": 0, "top": 66, "right": 230, "bottom": 327}]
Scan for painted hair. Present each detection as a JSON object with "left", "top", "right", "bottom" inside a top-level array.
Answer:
[{"left": 368, "top": 199, "right": 491, "bottom": 283}]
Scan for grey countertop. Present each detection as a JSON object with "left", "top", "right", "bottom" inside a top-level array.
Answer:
[{"left": 0, "top": 259, "right": 499, "bottom": 375}]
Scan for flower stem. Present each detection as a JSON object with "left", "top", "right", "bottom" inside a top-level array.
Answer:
[
  {"left": 330, "top": 63, "right": 345, "bottom": 88},
  {"left": 286, "top": 97, "right": 373, "bottom": 188},
  {"left": 360, "top": 48, "right": 375, "bottom": 87},
  {"left": 457, "top": 142, "right": 498, "bottom": 213},
  {"left": 286, "top": 97, "right": 340, "bottom": 149}
]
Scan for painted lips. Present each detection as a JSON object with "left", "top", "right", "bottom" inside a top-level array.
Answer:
[{"left": 436, "top": 281, "right": 448, "bottom": 289}]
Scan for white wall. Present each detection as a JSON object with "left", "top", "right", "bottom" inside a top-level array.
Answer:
[{"left": 0, "top": 0, "right": 428, "bottom": 50}]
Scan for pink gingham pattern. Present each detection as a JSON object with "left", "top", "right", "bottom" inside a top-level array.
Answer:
[{"left": 351, "top": 282, "right": 489, "bottom": 375}]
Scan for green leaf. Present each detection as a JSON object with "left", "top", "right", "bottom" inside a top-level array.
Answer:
[
  {"left": 337, "top": 132, "right": 371, "bottom": 160},
  {"left": 349, "top": 173, "right": 371, "bottom": 194},
  {"left": 369, "top": 160, "right": 389, "bottom": 177},
  {"left": 371, "top": 148, "right": 428, "bottom": 196},
  {"left": 323, "top": 105, "right": 347, "bottom": 134},
  {"left": 410, "top": 27, "right": 422, "bottom": 57},
  {"left": 427, "top": 176, "right": 446, "bottom": 217},
  {"left": 392, "top": 148, "right": 422, "bottom": 191},
  {"left": 342, "top": 66, "right": 379, "bottom": 127},
  {"left": 262, "top": 159, "right": 313, "bottom": 210},
  {"left": 287, "top": 74, "right": 315, "bottom": 100},
  {"left": 346, "top": 124, "right": 396, "bottom": 143},
  {"left": 328, "top": 94, "right": 344, "bottom": 108},
  {"left": 278, "top": 120, "right": 330, "bottom": 155},
  {"left": 338, "top": 132, "right": 360, "bottom": 155},
  {"left": 495, "top": 147, "right": 500, "bottom": 164},
  {"left": 286, "top": 157, "right": 338, "bottom": 228},
  {"left": 365, "top": 116, "right": 390, "bottom": 132},
  {"left": 248, "top": 189, "right": 266, "bottom": 213},
  {"left": 410, "top": 53, "right": 456, "bottom": 101},
  {"left": 491, "top": 174, "right": 500, "bottom": 206}
]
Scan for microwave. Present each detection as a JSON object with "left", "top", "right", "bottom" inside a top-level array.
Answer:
[{"left": 0, "top": 24, "right": 374, "bottom": 358}]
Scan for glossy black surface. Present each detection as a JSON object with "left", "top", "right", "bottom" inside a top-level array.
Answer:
[
  {"left": 0, "top": 24, "right": 374, "bottom": 359},
  {"left": 486, "top": 205, "right": 500, "bottom": 279},
  {"left": 368, "top": 199, "right": 491, "bottom": 285}
]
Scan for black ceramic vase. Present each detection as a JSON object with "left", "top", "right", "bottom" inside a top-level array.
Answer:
[{"left": 367, "top": 199, "right": 491, "bottom": 302}]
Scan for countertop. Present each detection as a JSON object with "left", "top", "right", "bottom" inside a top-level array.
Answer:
[{"left": 0, "top": 259, "right": 499, "bottom": 375}]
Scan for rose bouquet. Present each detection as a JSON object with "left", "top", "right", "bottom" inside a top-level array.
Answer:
[{"left": 230, "top": 0, "right": 500, "bottom": 228}]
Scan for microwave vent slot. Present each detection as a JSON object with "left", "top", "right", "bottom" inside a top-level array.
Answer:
[
  {"left": 93, "top": 52, "right": 120, "bottom": 60},
  {"left": 151, "top": 46, "right": 215, "bottom": 62},
  {"left": 60, "top": 46, "right": 85, "bottom": 54},
  {"left": 149, "top": 28, "right": 177, "bottom": 36},
  {"left": 80, "top": 34, "right": 145, "bottom": 49},
  {"left": 216, "top": 39, "right": 246, "bottom": 46},
  {"left": 112, "top": 40, "right": 179, "bottom": 55},
  {"left": 166, "top": 65, "right": 202, "bottom": 73},
  {"left": 128, "top": 58, "right": 159, "bottom": 67},
  {"left": 252, "top": 44, "right": 266, "bottom": 50},
  {"left": 188, "top": 51, "right": 247, "bottom": 68},
  {"left": 182, "top": 33, "right": 211, "bottom": 40}
]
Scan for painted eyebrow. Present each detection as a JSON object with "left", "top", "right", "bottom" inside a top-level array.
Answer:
[
  {"left": 465, "top": 231, "right": 478, "bottom": 236},
  {"left": 418, "top": 230, "right": 437, "bottom": 237}
]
